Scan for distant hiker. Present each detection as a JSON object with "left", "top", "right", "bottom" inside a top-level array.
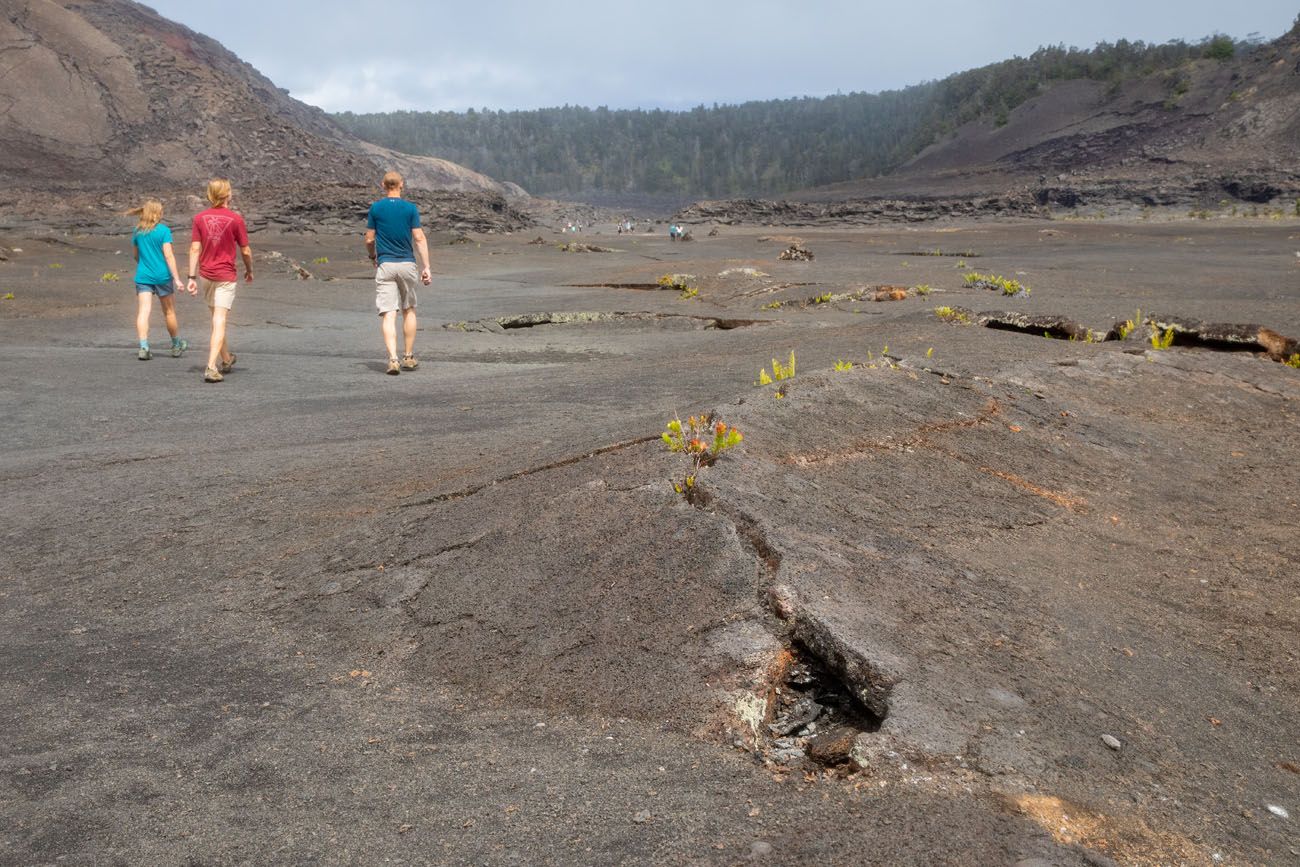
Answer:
[
  {"left": 187, "top": 178, "right": 253, "bottom": 383},
  {"left": 669, "top": 223, "right": 682, "bottom": 241},
  {"left": 127, "top": 199, "right": 190, "bottom": 360},
  {"left": 365, "top": 171, "right": 431, "bottom": 375}
]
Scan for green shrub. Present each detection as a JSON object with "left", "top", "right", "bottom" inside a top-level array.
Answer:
[
  {"left": 662, "top": 414, "right": 743, "bottom": 501},
  {"left": 1203, "top": 35, "right": 1235, "bottom": 61}
]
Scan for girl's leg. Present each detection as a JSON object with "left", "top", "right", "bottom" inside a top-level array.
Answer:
[
  {"left": 159, "top": 294, "right": 180, "bottom": 339},
  {"left": 135, "top": 291, "right": 153, "bottom": 343}
]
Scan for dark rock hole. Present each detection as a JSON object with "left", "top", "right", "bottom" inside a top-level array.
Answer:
[{"left": 760, "top": 641, "right": 885, "bottom": 769}]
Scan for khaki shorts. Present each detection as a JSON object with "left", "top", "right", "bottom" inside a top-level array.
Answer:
[
  {"left": 201, "top": 278, "right": 238, "bottom": 310},
  {"left": 375, "top": 261, "right": 419, "bottom": 314}
]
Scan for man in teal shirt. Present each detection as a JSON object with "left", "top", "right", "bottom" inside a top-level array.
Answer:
[{"left": 364, "top": 171, "right": 432, "bottom": 375}]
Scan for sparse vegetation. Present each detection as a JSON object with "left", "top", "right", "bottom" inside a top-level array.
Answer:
[
  {"left": 935, "top": 305, "right": 972, "bottom": 324},
  {"left": 758, "top": 351, "right": 797, "bottom": 386},
  {"left": 1283, "top": 353, "right": 1300, "bottom": 369},
  {"left": 761, "top": 300, "right": 784, "bottom": 310},
  {"left": 810, "top": 292, "right": 835, "bottom": 305},
  {"left": 1149, "top": 326, "right": 1175, "bottom": 350},
  {"left": 658, "top": 273, "right": 700, "bottom": 300},
  {"left": 833, "top": 359, "right": 853, "bottom": 371},
  {"left": 48, "top": 263, "right": 63, "bottom": 269},
  {"left": 2, "top": 292, "right": 13, "bottom": 301},
  {"left": 100, "top": 272, "right": 120, "bottom": 282},
  {"left": 964, "top": 272, "right": 1029, "bottom": 295},
  {"left": 312, "top": 256, "right": 330, "bottom": 265},
  {"left": 914, "top": 284, "right": 933, "bottom": 296},
  {"left": 661, "top": 414, "right": 743, "bottom": 502},
  {"left": 861, "top": 346, "right": 900, "bottom": 371},
  {"left": 1116, "top": 309, "right": 1143, "bottom": 340}
]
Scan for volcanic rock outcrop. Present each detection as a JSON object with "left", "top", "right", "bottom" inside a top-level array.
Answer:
[{"left": 0, "top": 0, "right": 517, "bottom": 196}]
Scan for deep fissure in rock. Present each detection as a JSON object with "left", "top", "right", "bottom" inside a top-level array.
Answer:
[
  {"left": 446, "top": 312, "right": 767, "bottom": 333},
  {"left": 695, "top": 488, "right": 887, "bottom": 768},
  {"left": 891, "top": 250, "right": 982, "bottom": 258},
  {"left": 565, "top": 282, "right": 665, "bottom": 291},
  {"left": 967, "top": 310, "right": 1300, "bottom": 362}
]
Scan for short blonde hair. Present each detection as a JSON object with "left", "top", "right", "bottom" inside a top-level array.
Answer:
[
  {"left": 127, "top": 199, "right": 163, "bottom": 232},
  {"left": 207, "top": 178, "right": 232, "bottom": 206},
  {"left": 382, "top": 171, "right": 403, "bottom": 191}
]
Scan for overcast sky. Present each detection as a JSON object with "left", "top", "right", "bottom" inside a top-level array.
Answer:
[{"left": 144, "top": 1, "right": 1297, "bottom": 114}]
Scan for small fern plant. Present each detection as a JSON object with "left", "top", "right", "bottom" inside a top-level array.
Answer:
[
  {"left": 758, "top": 350, "right": 797, "bottom": 386},
  {"left": 1149, "top": 326, "right": 1175, "bottom": 350}
]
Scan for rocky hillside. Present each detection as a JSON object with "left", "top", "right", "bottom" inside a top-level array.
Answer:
[
  {"left": 0, "top": 0, "right": 520, "bottom": 197},
  {"left": 795, "top": 30, "right": 1300, "bottom": 209}
]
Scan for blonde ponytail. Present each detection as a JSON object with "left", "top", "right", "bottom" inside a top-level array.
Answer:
[{"left": 127, "top": 200, "right": 164, "bottom": 233}]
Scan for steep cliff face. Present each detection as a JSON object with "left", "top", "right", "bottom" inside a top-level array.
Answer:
[{"left": 0, "top": 0, "right": 518, "bottom": 194}]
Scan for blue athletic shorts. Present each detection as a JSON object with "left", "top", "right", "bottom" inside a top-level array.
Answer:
[{"left": 135, "top": 282, "right": 174, "bottom": 298}]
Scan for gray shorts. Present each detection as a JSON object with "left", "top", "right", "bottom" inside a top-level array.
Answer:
[{"left": 375, "top": 261, "right": 419, "bottom": 314}]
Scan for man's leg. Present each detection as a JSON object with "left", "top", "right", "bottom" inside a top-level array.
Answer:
[
  {"left": 207, "top": 307, "right": 228, "bottom": 372},
  {"left": 380, "top": 310, "right": 398, "bottom": 361},
  {"left": 402, "top": 307, "right": 417, "bottom": 358}
]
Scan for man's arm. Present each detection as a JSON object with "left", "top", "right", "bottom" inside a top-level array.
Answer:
[
  {"left": 365, "top": 228, "right": 377, "bottom": 265},
  {"left": 240, "top": 245, "right": 254, "bottom": 283},
  {"left": 186, "top": 240, "right": 202, "bottom": 294},
  {"left": 411, "top": 227, "right": 431, "bottom": 285}
]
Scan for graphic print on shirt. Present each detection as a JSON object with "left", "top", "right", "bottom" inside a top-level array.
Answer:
[{"left": 202, "top": 214, "right": 234, "bottom": 244}]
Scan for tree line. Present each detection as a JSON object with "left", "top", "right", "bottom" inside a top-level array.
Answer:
[{"left": 333, "top": 35, "right": 1264, "bottom": 198}]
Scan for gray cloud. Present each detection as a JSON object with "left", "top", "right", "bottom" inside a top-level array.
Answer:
[{"left": 145, "top": 0, "right": 1298, "bottom": 112}]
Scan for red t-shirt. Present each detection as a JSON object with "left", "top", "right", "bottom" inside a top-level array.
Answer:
[{"left": 191, "top": 207, "right": 249, "bottom": 281}]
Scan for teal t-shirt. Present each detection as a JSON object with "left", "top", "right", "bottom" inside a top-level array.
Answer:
[
  {"left": 132, "top": 224, "right": 174, "bottom": 285},
  {"left": 366, "top": 198, "right": 421, "bottom": 264}
]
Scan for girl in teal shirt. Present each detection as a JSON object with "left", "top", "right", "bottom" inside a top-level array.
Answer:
[{"left": 129, "top": 200, "right": 192, "bottom": 359}]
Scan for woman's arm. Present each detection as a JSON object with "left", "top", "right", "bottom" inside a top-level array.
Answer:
[{"left": 162, "top": 241, "right": 182, "bottom": 290}]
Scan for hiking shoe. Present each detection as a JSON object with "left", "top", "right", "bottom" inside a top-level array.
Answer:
[
  {"left": 203, "top": 367, "right": 224, "bottom": 383},
  {"left": 386, "top": 358, "right": 401, "bottom": 375},
  {"left": 137, "top": 347, "right": 152, "bottom": 361},
  {"left": 171, "top": 339, "right": 188, "bottom": 358},
  {"left": 400, "top": 354, "right": 419, "bottom": 371},
  {"left": 219, "top": 352, "right": 237, "bottom": 374}
]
